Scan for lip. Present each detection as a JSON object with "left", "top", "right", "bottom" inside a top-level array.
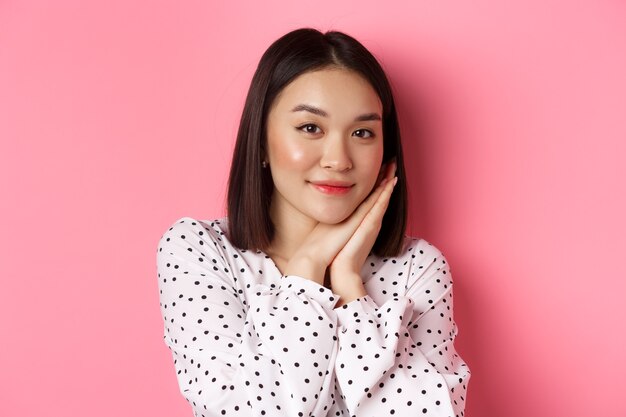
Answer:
[
  {"left": 308, "top": 180, "right": 354, "bottom": 195},
  {"left": 308, "top": 180, "right": 354, "bottom": 187}
]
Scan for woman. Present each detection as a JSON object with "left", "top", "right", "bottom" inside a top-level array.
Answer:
[{"left": 157, "top": 28, "right": 470, "bottom": 417}]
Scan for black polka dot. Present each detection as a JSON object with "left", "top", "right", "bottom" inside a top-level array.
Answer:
[{"left": 157, "top": 216, "right": 470, "bottom": 416}]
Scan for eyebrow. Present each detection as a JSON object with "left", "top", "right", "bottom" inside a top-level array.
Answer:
[{"left": 290, "top": 104, "right": 381, "bottom": 122}]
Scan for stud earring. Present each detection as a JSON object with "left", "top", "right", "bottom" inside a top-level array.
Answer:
[{"left": 262, "top": 160, "right": 268, "bottom": 168}]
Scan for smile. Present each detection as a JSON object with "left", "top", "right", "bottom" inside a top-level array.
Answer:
[{"left": 308, "top": 182, "right": 354, "bottom": 195}]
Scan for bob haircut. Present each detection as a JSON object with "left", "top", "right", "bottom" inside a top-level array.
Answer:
[{"left": 227, "top": 27, "right": 408, "bottom": 257}]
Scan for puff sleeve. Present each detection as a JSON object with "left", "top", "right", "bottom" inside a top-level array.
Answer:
[
  {"left": 156, "top": 217, "right": 342, "bottom": 417},
  {"left": 332, "top": 240, "right": 471, "bottom": 416}
]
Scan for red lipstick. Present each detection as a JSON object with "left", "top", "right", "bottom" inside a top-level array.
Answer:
[{"left": 308, "top": 180, "right": 354, "bottom": 195}]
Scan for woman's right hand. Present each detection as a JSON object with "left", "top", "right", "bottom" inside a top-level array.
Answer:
[{"left": 283, "top": 160, "right": 397, "bottom": 285}]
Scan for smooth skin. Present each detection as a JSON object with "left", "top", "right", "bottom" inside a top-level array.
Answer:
[{"left": 263, "top": 67, "right": 398, "bottom": 308}]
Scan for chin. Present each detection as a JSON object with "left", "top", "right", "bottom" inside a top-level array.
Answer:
[{"left": 311, "top": 209, "right": 353, "bottom": 225}]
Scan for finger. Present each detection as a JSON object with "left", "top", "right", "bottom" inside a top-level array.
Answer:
[
  {"left": 368, "top": 170, "right": 396, "bottom": 209},
  {"left": 345, "top": 164, "right": 397, "bottom": 232},
  {"left": 342, "top": 177, "right": 397, "bottom": 252},
  {"left": 353, "top": 177, "right": 389, "bottom": 218},
  {"left": 374, "top": 176, "right": 397, "bottom": 212},
  {"left": 361, "top": 176, "right": 397, "bottom": 226}
]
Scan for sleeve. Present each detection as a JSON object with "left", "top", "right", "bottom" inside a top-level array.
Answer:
[
  {"left": 331, "top": 240, "right": 471, "bottom": 417},
  {"left": 156, "top": 217, "right": 342, "bottom": 417}
]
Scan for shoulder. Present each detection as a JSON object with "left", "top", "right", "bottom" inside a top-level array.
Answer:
[
  {"left": 399, "top": 235, "right": 454, "bottom": 302},
  {"left": 361, "top": 235, "right": 452, "bottom": 306},
  {"left": 365, "top": 235, "right": 450, "bottom": 282},
  {"left": 157, "top": 215, "right": 229, "bottom": 241},
  {"left": 157, "top": 215, "right": 232, "bottom": 243},
  {"left": 397, "top": 234, "right": 453, "bottom": 286},
  {"left": 400, "top": 235, "right": 449, "bottom": 266},
  {"left": 378, "top": 234, "right": 449, "bottom": 266},
  {"left": 156, "top": 215, "right": 234, "bottom": 266}
]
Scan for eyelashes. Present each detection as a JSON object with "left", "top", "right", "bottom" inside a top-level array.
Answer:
[
  {"left": 353, "top": 128, "right": 375, "bottom": 139},
  {"left": 296, "top": 123, "right": 375, "bottom": 138},
  {"left": 298, "top": 124, "right": 322, "bottom": 134}
]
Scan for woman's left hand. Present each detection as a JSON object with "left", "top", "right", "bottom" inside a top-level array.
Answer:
[{"left": 330, "top": 160, "right": 397, "bottom": 301}]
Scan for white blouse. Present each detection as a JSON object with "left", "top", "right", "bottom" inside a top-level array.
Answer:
[{"left": 156, "top": 216, "right": 470, "bottom": 417}]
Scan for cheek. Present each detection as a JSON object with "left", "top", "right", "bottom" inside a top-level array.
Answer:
[
  {"left": 277, "top": 145, "right": 306, "bottom": 167},
  {"left": 269, "top": 135, "right": 313, "bottom": 170},
  {"left": 360, "top": 146, "right": 384, "bottom": 178}
]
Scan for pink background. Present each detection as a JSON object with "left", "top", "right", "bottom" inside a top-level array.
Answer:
[{"left": 1, "top": 1, "right": 625, "bottom": 416}]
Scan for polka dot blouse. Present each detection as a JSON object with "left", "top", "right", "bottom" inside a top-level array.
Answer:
[{"left": 156, "top": 216, "right": 470, "bottom": 417}]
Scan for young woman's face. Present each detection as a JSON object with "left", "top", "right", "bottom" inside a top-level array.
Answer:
[{"left": 265, "top": 67, "right": 385, "bottom": 225}]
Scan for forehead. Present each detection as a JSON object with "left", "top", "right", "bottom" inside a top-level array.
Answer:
[{"left": 271, "top": 68, "right": 382, "bottom": 113}]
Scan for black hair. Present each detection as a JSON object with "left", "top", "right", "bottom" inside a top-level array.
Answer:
[{"left": 227, "top": 28, "right": 407, "bottom": 256}]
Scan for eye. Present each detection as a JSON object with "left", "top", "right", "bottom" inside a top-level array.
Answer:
[
  {"left": 297, "top": 123, "right": 322, "bottom": 134},
  {"left": 353, "top": 129, "right": 375, "bottom": 138}
]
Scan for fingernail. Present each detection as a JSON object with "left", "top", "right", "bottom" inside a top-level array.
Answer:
[{"left": 393, "top": 177, "right": 398, "bottom": 186}]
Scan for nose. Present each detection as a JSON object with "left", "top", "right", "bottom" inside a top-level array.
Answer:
[{"left": 320, "top": 135, "right": 352, "bottom": 171}]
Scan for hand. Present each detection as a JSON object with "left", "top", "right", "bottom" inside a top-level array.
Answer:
[
  {"left": 330, "top": 160, "right": 397, "bottom": 301},
  {"left": 284, "top": 160, "right": 397, "bottom": 286}
]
